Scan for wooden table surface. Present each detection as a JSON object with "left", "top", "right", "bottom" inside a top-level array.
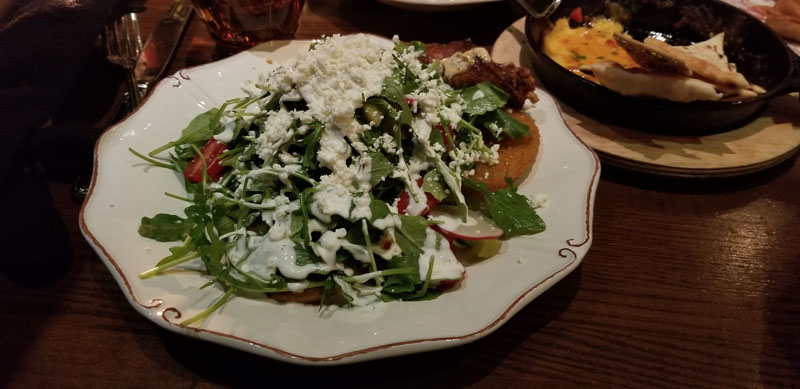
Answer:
[{"left": 2, "top": 0, "right": 800, "bottom": 387}]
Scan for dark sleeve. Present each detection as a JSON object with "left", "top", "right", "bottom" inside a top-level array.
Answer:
[{"left": 0, "top": 0, "right": 144, "bottom": 186}]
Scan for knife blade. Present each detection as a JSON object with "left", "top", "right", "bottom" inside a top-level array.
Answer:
[{"left": 133, "top": 0, "right": 193, "bottom": 100}]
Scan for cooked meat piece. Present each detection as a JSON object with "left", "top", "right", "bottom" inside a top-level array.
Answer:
[
  {"left": 420, "top": 40, "right": 476, "bottom": 64},
  {"left": 449, "top": 59, "right": 539, "bottom": 108}
]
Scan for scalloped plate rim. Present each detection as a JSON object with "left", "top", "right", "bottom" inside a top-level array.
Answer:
[{"left": 79, "top": 37, "right": 600, "bottom": 365}]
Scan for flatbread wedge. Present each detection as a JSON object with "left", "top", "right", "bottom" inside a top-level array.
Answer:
[
  {"left": 670, "top": 33, "right": 735, "bottom": 72},
  {"left": 581, "top": 61, "right": 723, "bottom": 102},
  {"left": 612, "top": 33, "right": 692, "bottom": 76},
  {"left": 643, "top": 37, "right": 749, "bottom": 88}
]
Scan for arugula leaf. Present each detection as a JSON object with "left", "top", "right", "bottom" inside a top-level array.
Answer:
[
  {"left": 149, "top": 108, "right": 220, "bottom": 156},
  {"left": 406, "top": 255, "right": 435, "bottom": 300},
  {"left": 381, "top": 254, "right": 442, "bottom": 301},
  {"left": 156, "top": 239, "right": 197, "bottom": 267},
  {"left": 381, "top": 74, "right": 412, "bottom": 126},
  {"left": 198, "top": 223, "right": 229, "bottom": 276},
  {"left": 221, "top": 259, "right": 319, "bottom": 293},
  {"left": 381, "top": 253, "right": 421, "bottom": 294},
  {"left": 292, "top": 236, "right": 321, "bottom": 266},
  {"left": 368, "top": 198, "right": 391, "bottom": 224},
  {"left": 138, "top": 214, "right": 195, "bottom": 242},
  {"left": 298, "top": 188, "right": 316, "bottom": 247},
  {"left": 211, "top": 202, "right": 238, "bottom": 237},
  {"left": 179, "top": 288, "right": 235, "bottom": 327},
  {"left": 394, "top": 40, "right": 425, "bottom": 55},
  {"left": 429, "top": 123, "right": 445, "bottom": 149},
  {"left": 463, "top": 178, "right": 546, "bottom": 239},
  {"left": 394, "top": 215, "right": 429, "bottom": 256},
  {"left": 182, "top": 201, "right": 210, "bottom": 244},
  {"left": 319, "top": 276, "right": 337, "bottom": 308},
  {"left": 302, "top": 120, "right": 324, "bottom": 170},
  {"left": 421, "top": 170, "right": 446, "bottom": 201},
  {"left": 476, "top": 109, "right": 529, "bottom": 140},
  {"left": 434, "top": 159, "right": 467, "bottom": 221},
  {"left": 461, "top": 82, "right": 509, "bottom": 116},
  {"left": 369, "top": 152, "right": 394, "bottom": 186},
  {"left": 139, "top": 236, "right": 200, "bottom": 279},
  {"left": 396, "top": 60, "right": 421, "bottom": 95}
]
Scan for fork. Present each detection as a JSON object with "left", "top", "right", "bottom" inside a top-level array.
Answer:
[
  {"left": 105, "top": 12, "right": 144, "bottom": 108},
  {"left": 71, "top": 13, "right": 145, "bottom": 202}
]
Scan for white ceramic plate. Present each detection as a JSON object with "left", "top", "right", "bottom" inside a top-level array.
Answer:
[
  {"left": 377, "top": 0, "right": 502, "bottom": 12},
  {"left": 80, "top": 39, "right": 600, "bottom": 365}
]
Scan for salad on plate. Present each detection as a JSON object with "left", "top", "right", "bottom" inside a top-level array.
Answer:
[{"left": 131, "top": 34, "right": 547, "bottom": 325}]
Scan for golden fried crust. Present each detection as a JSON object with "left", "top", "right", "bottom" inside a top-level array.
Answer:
[
  {"left": 472, "top": 110, "right": 540, "bottom": 191},
  {"left": 269, "top": 287, "right": 324, "bottom": 304}
]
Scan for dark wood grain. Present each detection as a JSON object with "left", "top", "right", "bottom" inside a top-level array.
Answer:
[{"left": 2, "top": 0, "right": 799, "bottom": 387}]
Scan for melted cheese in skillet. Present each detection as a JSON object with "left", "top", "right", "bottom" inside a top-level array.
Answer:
[{"left": 542, "top": 18, "right": 639, "bottom": 83}]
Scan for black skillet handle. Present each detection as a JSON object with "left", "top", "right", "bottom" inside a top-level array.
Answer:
[{"left": 777, "top": 51, "right": 800, "bottom": 100}]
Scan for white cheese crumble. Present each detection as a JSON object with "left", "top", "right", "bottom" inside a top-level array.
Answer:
[
  {"left": 529, "top": 193, "right": 549, "bottom": 209},
  {"left": 262, "top": 34, "right": 395, "bottom": 140}
]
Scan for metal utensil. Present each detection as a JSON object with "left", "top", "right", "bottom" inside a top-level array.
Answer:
[
  {"left": 105, "top": 12, "right": 144, "bottom": 107},
  {"left": 73, "top": 13, "right": 145, "bottom": 203},
  {"left": 133, "top": 0, "right": 193, "bottom": 99},
  {"left": 514, "top": 0, "right": 562, "bottom": 18}
]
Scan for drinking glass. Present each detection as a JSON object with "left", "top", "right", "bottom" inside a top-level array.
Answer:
[{"left": 190, "top": 0, "right": 305, "bottom": 56}]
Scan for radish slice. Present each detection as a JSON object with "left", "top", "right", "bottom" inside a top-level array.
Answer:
[{"left": 429, "top": 205, "right": 503, "bottom": 240}]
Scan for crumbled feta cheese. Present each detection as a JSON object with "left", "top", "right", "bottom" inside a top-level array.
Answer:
[
  {"left": 263, "top": 34, "right": 395, "bottom": 140},
  {"left": 529, "top": 193, "right": 549, "bottom": 209}
]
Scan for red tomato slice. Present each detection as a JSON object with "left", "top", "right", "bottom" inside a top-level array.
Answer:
[
  {"left": 434, "top": 124, "right": 454, "bottom": 152},
  {"left": 184, "top": 139, "right": 228, "bottom": 183},
  {"left": 569, "top": 7, "right": 583, "bottom": 23},
  {"left": 397, "top": 178, "right": 439, "bottom": 216}
]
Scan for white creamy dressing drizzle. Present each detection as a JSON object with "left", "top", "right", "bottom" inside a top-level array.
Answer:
[
  {"left": 287, "top": 281, "right": 309, "bottom": 292},
  {"left": 214, "top": 116, "right": 237, "bottom": 143},
  {"left": 418, "top": 229, "right": 465, "bottom": 282},
  {"left": 311, "top": 228, "right": 370, "bottom": 265},
  {"left": 229, "top": 234, "right": 336, "bottom": 281},
  {"left": 211, "top": 34, "right": 514, "bottom": 300},
  {"left": 215, "top": 94, "right": 267, "bottom": 143},
  {"left": 372, "top": 213, "right": 402, "bottom": 230},
  {"left": 403, "top": 180, "right": 429, "bottom": 216},
  {"left": 310, "top": 189, "right": 352, "bottom": 223},
  {"left": 333, "top": 277, "right": 382, "bottom": 307},
  {"left": 258, "top": 195, "right": 299, "bottom": 241}
]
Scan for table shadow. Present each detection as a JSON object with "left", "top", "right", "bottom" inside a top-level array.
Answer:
[
  {"left": 0, "top": 274, "right": 69, "bottom": 385},
  {"left": 147, "top": 267, "right": 583, "bottom": 386},
  {"left": 762, "top": 265, "right": 800, "bottom": 385},
  {"left": 600, "top": 152, "right": 798, "bottom": 195}
]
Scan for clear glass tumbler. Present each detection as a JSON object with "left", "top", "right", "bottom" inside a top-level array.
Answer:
[{"left": 190, "top": 0, "right": 305, "bottom": 56}]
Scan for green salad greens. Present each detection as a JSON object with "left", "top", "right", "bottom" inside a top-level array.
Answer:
[{"left": 132, "top": 34, "right": 545, "bottom": 325}]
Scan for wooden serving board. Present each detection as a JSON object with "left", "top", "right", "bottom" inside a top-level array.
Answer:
[{"left": 493, "top": 18, "right": 800, "bottom": 178}]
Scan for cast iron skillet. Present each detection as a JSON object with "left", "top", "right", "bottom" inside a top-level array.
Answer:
[{"left": 525, "top": 0, "right": 800, "bottom": 134}]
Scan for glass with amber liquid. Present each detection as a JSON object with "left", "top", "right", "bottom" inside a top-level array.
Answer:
[{"left": 190, "top": 0, "right": 305, "bottom": 56}]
